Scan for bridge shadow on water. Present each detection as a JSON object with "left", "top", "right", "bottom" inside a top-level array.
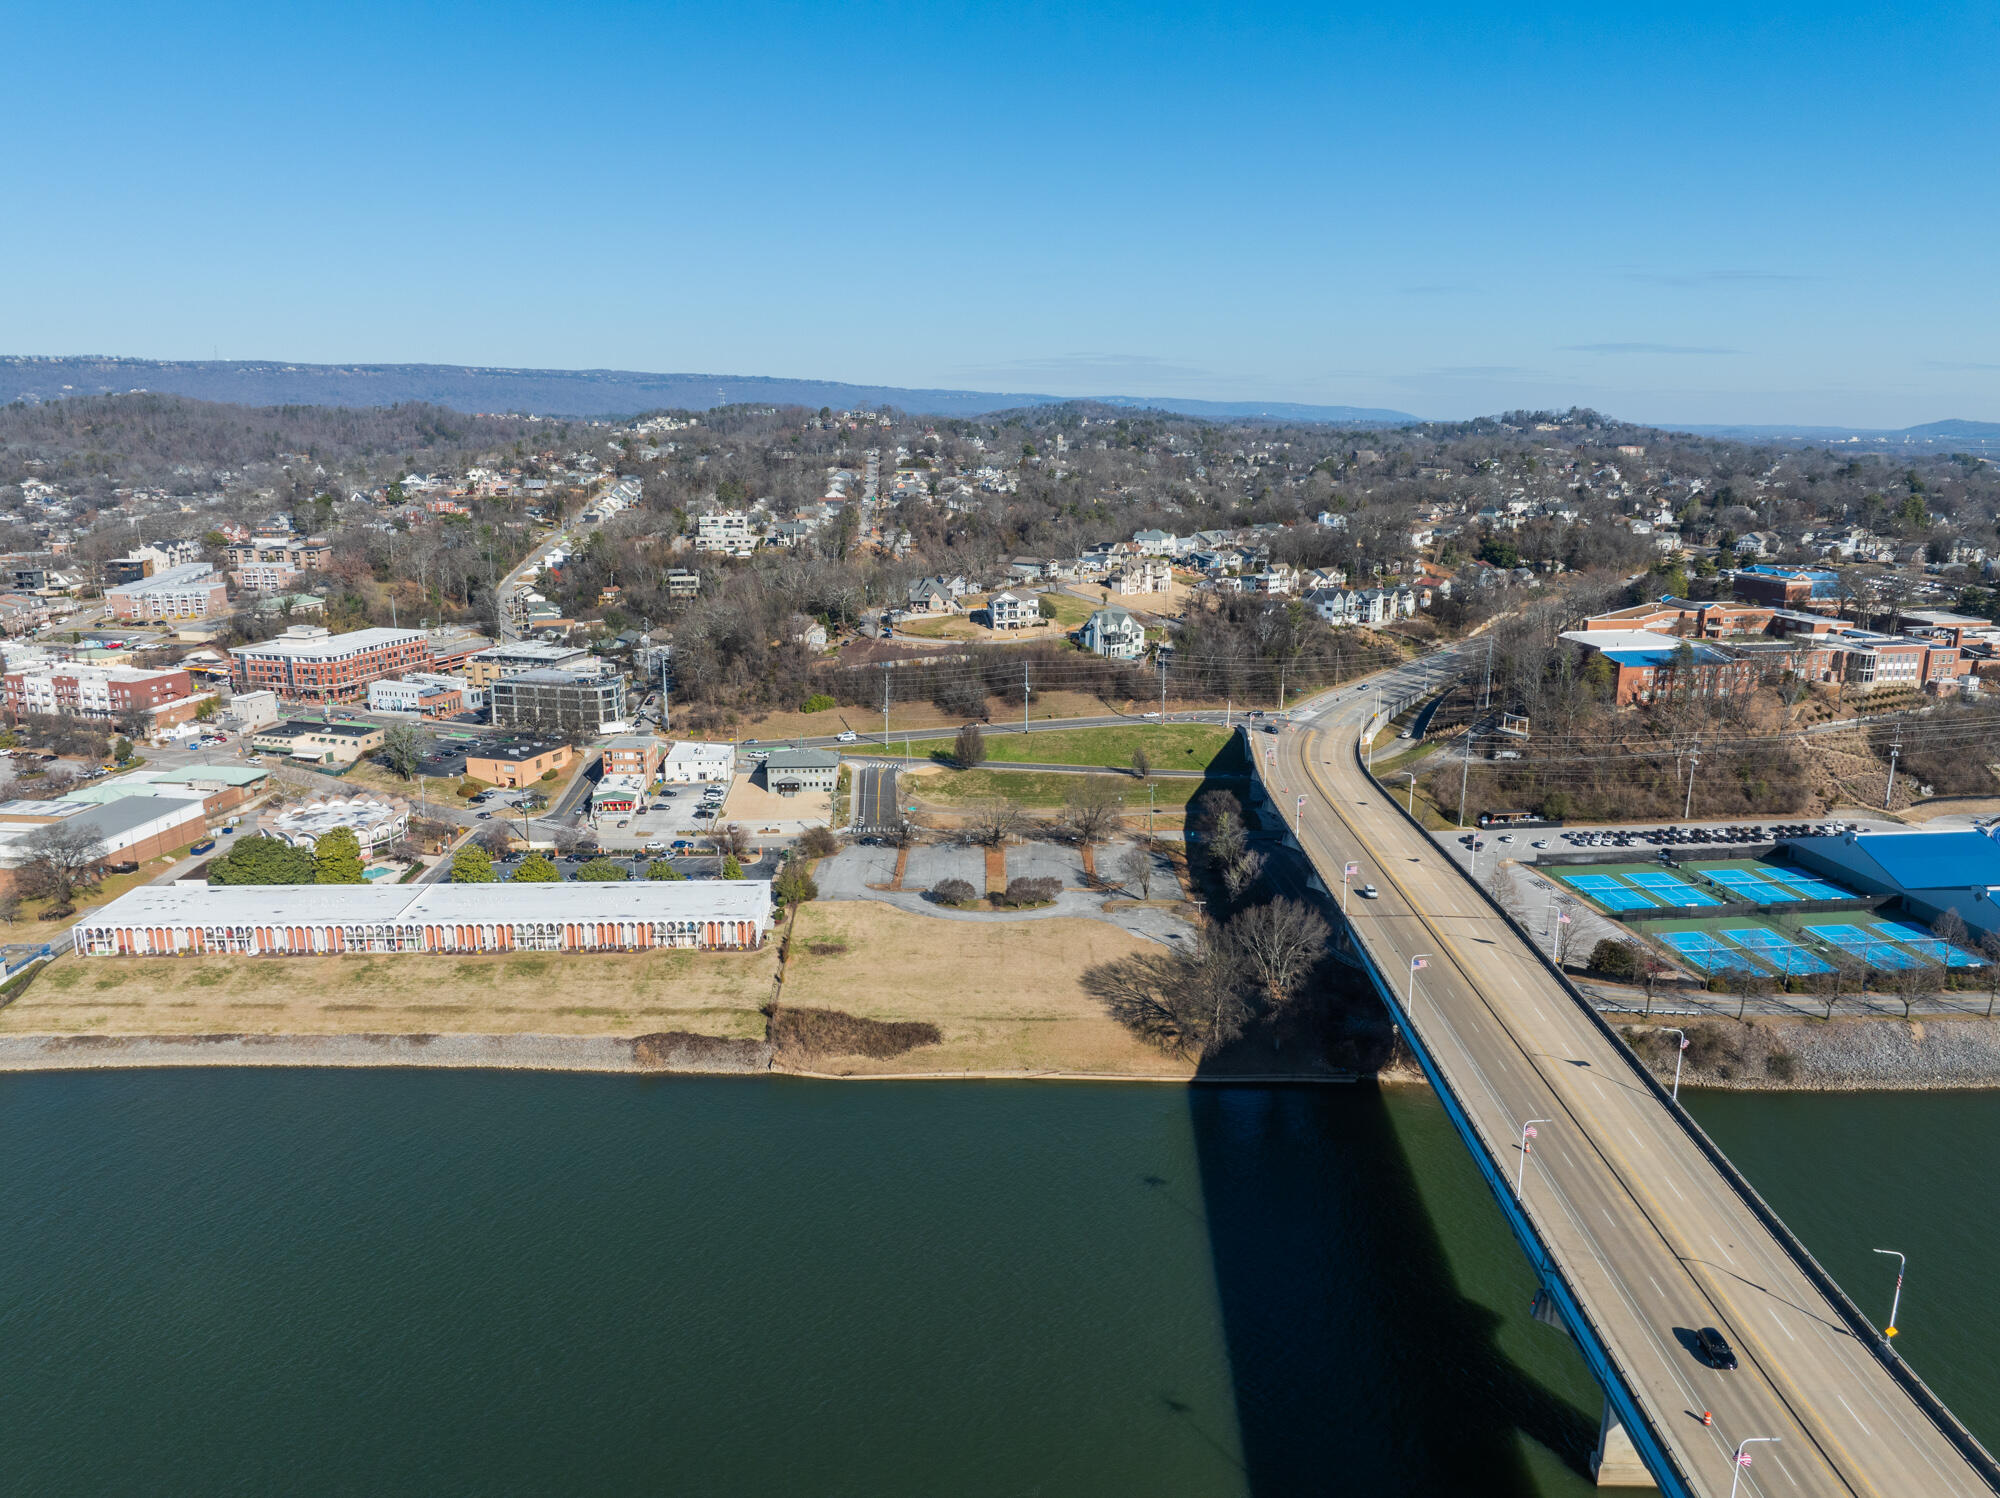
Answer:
[{"left": 1187, "top": 1081, "right": 1601, "bottom": 1496}]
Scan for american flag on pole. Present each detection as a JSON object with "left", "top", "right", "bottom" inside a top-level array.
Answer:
[
  {"left": 1410, "top": 956, "right": 1427, "bottom": 971},
  {"left": 1557, "top": 912, "right": 1570, "bottom": 924},
  {"left": 1737, "top": 1453, "right": 1753, "bottom": 1468},
  {"left": 1344, "top": 862, "right": 1358, "bottom": 877},
  {"left": 1680, "top": 1036, "right": 1690, "bottom": 1050}
]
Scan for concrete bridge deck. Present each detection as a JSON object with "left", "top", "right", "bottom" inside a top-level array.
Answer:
[{"left": 1258, "top": 655, "right": 1997, "bottom": 1496}]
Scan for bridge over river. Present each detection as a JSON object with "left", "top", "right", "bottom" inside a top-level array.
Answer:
[{"left": 1253, "top": 651, "right": 1999, "bottom": 1495}]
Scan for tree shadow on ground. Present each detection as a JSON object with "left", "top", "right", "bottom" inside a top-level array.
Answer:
[{"left": 1188, "top": 1083, "right": 1600, "bottom": 1495}]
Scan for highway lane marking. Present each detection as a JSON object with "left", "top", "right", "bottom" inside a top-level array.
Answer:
[
  {"left": 1292, "top": 717, "right": 1906, "bottom": 1496},
  {"left": 1838, "top": 1395, "right": 1873, "bottom": 1439}
]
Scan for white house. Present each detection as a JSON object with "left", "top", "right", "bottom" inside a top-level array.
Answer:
[
  {"left": 1080, "top": 606, "right": 1145, "bottom": 660},
  {"left": 1110, "top": 558, "right": 1172, "bottom": 595},
  {"left": 659, "top": 740, "right": 737, "bottom": 784},
  {"left": 987, "top": 591, "right": 1036, "bottom": 630}
]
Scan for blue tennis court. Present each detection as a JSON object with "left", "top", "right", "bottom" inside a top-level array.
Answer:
[
  {"left": 1660, "top": 931, "right": 1763, "bottom": 973},
  {"left": 1868, "top": 922, "right": 1983, "bottom": 968},
  {"left": 1622, "top": 872, "right": 1722, "bottom": 907},
  {"left": 1705, "top": 870, "right": 1801, "bottom": 903},
  {"left": 1766, "top": 870, "right": 1851, "bottom": 901},
  {"left": 1721, "top": 927, "right": 1832, "bottom": 974},
  {"left": 1561, "top": 873, "right": 1658, "bottom": 910},
  {"left": 1806, "top": 924, "right": 1923, "bottom": 969}
]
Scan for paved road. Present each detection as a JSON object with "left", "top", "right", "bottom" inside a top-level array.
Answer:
[
  {"left": 1265, "top": 663, "right": 1997, "bottom": 1493},
  {"left": 852, "top": 763, "right": 898, "bottom": 830}
]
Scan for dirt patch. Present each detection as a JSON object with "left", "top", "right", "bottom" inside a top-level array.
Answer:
[
  {"left": 768, "top": 1006, "right": 941, "bottom": 1062},
  {"left": 984, "top": 845, "right": 1006, "bottom": 893},
  {"left": 778, "top": 901, "right": 1192, "bottom": 1077},
  {"left": 892, "top": 845, "right": 910, "bottom": 889}
]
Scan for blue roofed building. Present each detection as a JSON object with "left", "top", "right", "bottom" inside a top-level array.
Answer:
[
  {"left": 1731, "top": 564, "right": 1840, "bottom": 608},
  {"left": 1789, "top": 828, "right": 2000, "bottom": 938},
  {"left": 1558, "top": 629, "right": 1760, "bottom": 705}
]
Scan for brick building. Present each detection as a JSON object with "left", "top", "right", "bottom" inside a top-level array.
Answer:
[
  {"left": 226, "top": 536, "right": 333, "bottom": 592},
  {"left": 229, "top": 626, "right": 432, "bottom": 703},
  {"left": 3, "top": 662, "right": 207, "bottom": 727}
]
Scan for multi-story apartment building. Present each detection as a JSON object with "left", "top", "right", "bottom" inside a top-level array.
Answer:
[
  {"left": 226, "top": 535, "right": 334, "bottom": 592},
  {"left": 106, "top": 563, "right": 230, "bottom": 622},
  {"left": 461, "top": 641, "right": 592, "bottom": 687},
  {"left": 103, "top": 540, "right": 204, "bottom": 587},
  {"left": 3, "top": 663, "right": 205, "bottom": 727},
  {"left": 986, "top": 591, "right": 1036, "bottom": 630},
  {"left": 229, "top": 625, "right": 431, "bottom": 703},
  {"left": 694, "top": 510, "right": 755, "bottom": 556},
  {"left": 487, "top": 668, "right": 628, "bottom": 734}
]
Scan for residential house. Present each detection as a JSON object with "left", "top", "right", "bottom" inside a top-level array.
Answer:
[
  {"left": 987, "top": 591, "right": 1036, "bottom": 630},
  {"left": 1079, "top": 606, "right": 1145, "bottom": 660}
]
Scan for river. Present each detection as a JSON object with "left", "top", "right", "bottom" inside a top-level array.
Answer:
[{"left": 0, "top": 1071, "right": 1985, "bottom": 1495}]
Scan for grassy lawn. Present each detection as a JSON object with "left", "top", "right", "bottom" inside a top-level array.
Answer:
[
  {"left": 982, "top": 722, "right": 1232, "bottom": 769},
  {"left": 1037, "top": 592, "right": 1095, "bottom": 629},
  {"left": 897, "top": 615, "right": 982, "bottom": 640},
  {"left": 1, "top": 947, "right": 780, "bottom": 1039},
  {"left": 779, "top": 901, "right": 1191, "bottom": 1076},
  {"left": 907, "top": 765, "right": 1202, "bottom": 810}
]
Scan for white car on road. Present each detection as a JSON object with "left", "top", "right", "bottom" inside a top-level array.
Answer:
[
  {"left": 1358, "top": 884, "right": 1379, "bottom": 899},
  {"left": 836, "top": 730, "right": 857, "bottom": 742}
]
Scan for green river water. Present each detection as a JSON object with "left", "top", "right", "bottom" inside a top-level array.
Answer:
[{"left": 0, "top": 1070, "right": 1988, "bottom": 1496}]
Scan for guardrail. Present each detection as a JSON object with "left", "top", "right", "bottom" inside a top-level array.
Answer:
[{"left": 1351, "top": 705, "right": 2000, "bottom": 1490}]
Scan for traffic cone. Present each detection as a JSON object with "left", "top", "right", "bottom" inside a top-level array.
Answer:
[{"left": 1701, "top": 1411, "right": 1713, "bottom": 1427}]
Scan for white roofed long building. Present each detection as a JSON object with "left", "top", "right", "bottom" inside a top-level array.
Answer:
[{"left": 74, "top": 880, "right": 774, "bottom": 958}]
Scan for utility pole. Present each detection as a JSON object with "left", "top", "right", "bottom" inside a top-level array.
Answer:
[
  {"left": 1158, "top": 656, "right": 1166, "bottom": 721},
  {"left": 1025, "top": 661, "right": 1032, "bottom": 734},
  {"left": 1459, "top": 725, "right": 1474, "bottom": 828},
  {"left": 1885, "top": 722, "right": 1901, "bottom": 808},
  {"left": 1277, "top": 661, "right": 1286, "bottom": 713},
  {"left": 882, "top": 668, "right": 891, "bottom": 747},
  {"left": 1481, "top": 636, "right": 1493, "bottom": 711},
  {"left": 1684, "top": 740, "right": 1700, "bottom": 821}
]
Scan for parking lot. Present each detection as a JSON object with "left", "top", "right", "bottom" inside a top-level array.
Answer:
[{"left": 1437, "top": 816, "right": 1898, "bottom": 867}]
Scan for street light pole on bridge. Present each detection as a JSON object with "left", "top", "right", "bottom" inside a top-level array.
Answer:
[
  {"left": 1516, "top": 1118, "right": 1551, "bottom": 1198},
  {"left": 1874, "top": 1248, "right": 1906, "bottom": 1341},
  {"left": 1729, "top": 1437, "right": 1780, "bottom": 1498}
]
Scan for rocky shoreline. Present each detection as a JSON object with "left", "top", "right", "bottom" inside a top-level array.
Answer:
[
  {"left": 1618, "top": 1015, "right": 2000, "bottom": 1092},
  {"left": 0, "top": 1031, "right": 774, "bottom": 1075}
]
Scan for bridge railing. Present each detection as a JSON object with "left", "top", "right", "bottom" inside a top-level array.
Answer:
[{"left": 1345, "top": 695, "right": 2000, "bottom": 1491}]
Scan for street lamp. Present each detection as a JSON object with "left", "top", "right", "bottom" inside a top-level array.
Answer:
[
  {"left": 1406, "top": 953, "right": 1430, "bottom": 1020},
  {"left": 1729, "top": 1437, "right": 1781, "bottom": 1498},
  {"left": 1341, "top": 860, "right": 1358, "bottom": 915},
  {"left": 1401, "top": 770, "right": 1417, "bottom": 815},
  {"left": 1516, "top": 1118, "right": 1551, "bottom": 1198},
  {"left": 1662, "top": 1027, "right": 1689, "bottom": 1102},
  {"left": 1874, "top": 1248, "right": 1906, "bottom": 1340}
]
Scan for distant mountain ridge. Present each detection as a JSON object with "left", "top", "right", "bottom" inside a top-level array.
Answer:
[
  {"left": 0, "top": 356, "right": 1418, "bottom": 427},
  {"left": 1672, "top": 418, "right": 2000, "bottom": 448}
]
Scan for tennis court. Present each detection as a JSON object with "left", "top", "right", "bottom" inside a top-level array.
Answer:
[
  {"left": 1704, "top": 869, "right": 1800, "bottom": 903},
  {"left": 1621, "top": 872, "right": 1722, "bottom": 907},
  {"left": 1720, "top": 926, "right": 1832, "bottom": 975},
  {"left": 1805, "top": 924, "right": 1923, "bottom": 969},
  {"left": 1868, "top": 921, "right": 1984, "bottom": 968},
  {"left": 1658, "top": 930, "right": 1763, "bottom": 974},
  {"left": 1556, "top": 872, "right": 1660, "bottom": 910},
  {"left": 1766, "top": 870, "right": 1853, "bottom": 901}
]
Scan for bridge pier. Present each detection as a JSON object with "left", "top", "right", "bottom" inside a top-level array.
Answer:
[{"left": 1592, "top": 1400, "right": 1658, "bottom": 1488}]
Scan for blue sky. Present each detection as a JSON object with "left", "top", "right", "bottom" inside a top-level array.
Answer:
[{"left": 5, "top": 1, "right": 1997, "bottom": 425}]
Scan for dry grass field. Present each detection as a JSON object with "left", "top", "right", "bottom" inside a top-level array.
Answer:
[
  {"left": 777, "top": 900, "right": 1192, "bottom": 1077},
  {"left": 0, "top": 945, "right": 780, "bottom": 1040}
]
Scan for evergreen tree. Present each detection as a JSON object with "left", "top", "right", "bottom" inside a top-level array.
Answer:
[
  {"left": 647, "top": 859, "right": 686, "bottom": 880},
  {"left": 451, "top": 845, "right": 496, "bottom": 883},
  {"left": 574, "top": 857, "right": 628, "bottom": 881},
  {"left": 513, "top": 853, "right": 561, "bottom": 882},
  {"left": 209, "top": 834, "right": 316, "bottom": 885},
  {"left": 313, "top": 827, "right": 366, "bottom": 884},
  {"left": 721, "top": 852, "right": 744, "bottom": 879}
]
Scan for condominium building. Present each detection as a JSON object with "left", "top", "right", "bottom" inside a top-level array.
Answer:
[
  {"left": 106, "top": 563, "right": 230, "bottom": 622},
  {"left": 2, "top": 662, "right": 206, "bottom": 727},
  {"left": 461, "top": 641, "right": 592, "bottom": 687},
  {"left": 229, "top": 625, "right": 432, "bottom": 703},
  {"left": 226, "top": 535, "right": 334, "bottom": 592},
  {"left": 600, "top": 734, "right": 662, "bottom": 783}
]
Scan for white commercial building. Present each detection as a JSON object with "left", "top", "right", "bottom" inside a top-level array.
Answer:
[
  {"left": 660, "top": 740, "right": 736, "bottom": 784},
  {"left": 72, "top": 880, "right": 774, "bottom": 957}
]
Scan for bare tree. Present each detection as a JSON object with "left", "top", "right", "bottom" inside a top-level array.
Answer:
[
  {"left": 1117, "top": 844, "right": 1154, "bottom": 900},
  {"left": 1061, "top": 775, "right": 1124, "bottom": 847},
  {"left": 1227, "top": 898, "right": 1330, "bottom": 1010},
  {"left": 1221, "top": 848, "right": 1265, "bottom": 901},
  {"left": 1130, "top": 744, "right": 1151, "bottom": 779},
  {"left": 1082, "top": 931, "right": 1248, "bottom": 1059},
  {"left": 1205, "top": 809, "right": 1248, "bottom": 869},
  {"left": 1979, "top": 930, "right": 2000, "bottom": 1019},
  {"left": 18, "top": 820, "right": 107, "bottom": 909},
  {"left": 1823, "top": 952, "right": 1864, "bottom": 1021},
  {"left": 1891, "top": 952, "right": 1937, "bottom": 1021},
  {"left": 379, "top": 723, "right": 428, "bottom": 780},
  {"left": 953, "top": 722, "right": 987, "bottom": 768},
  {"left": 705, "top": 821, "right": 752, "bottom": 859},
  {"left": 964, "top": 799, "right": 1026, "bottom": 848}
]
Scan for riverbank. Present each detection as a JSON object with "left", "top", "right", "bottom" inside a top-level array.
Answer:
[
  {"left": 0, "top": 1031, "right": 774, "bottom": 1074},
  {"left": 1619, "top": 1014, "right": 2000, "bottom": 1091}
]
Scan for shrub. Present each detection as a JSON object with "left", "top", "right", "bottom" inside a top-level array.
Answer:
[
  {"left": 931, "top": 877, "right": 978, "bottom": 907},
  {"left": 991, "top": 875, "right": 1062, "bottom": 908},
  {"left": 574, "top": 858, "right": 628, "bottom": 881},
  {"left": 1589, "top": 938, "right": 1640, "bottom": 981},
  {"left": 796, "top": 826, "right": 840, "bottom": 859},
  {"left": 768, "top": 1006, "right": 941, "bottom": 1059},
  {"left": 1765, "top": 1048, "right": 1798, "bottom": 1082},
  {"left": 774, "top": 864, "right": 818, "bottom": 906},
  {"left": 801, "top": 693, "right": 838, "bottom": 714},
  {"left": 646, "top": 859, "right": 686, "bottom": 881}
]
